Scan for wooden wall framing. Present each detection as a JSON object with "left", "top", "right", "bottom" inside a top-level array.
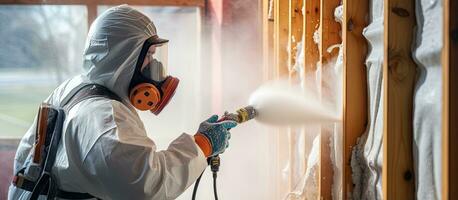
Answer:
[
  {"left": 318, "top": 0, "right": 341, "bottom": 199},
  {"left": 265, "top": 0, "right": 369, "bottom": 199},
  {"left": 442, "top": 0, "right": 458, "bottom": 199},
  {"left": 342, "top": 0, "right": 368, "bottom": 198},
  {"left": 265, "top": 0, "right": 457, "bottom": 199},
  {"left": 382, "top": 0, "right": 416, "bottom": 199}
]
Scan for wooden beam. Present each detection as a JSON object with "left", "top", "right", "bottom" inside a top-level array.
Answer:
[
  {"left": 287, "top": 0, "right": 300, "bottom": 189},
  {"left": 0, "top": 0, "right": 205, "bottom": 7},
  {"left": 273, "top": 0, "right": 292, "bottom": 197},
  {"left": 319, "top": 0, "right": 341, "bottom": 64},
  {"left": 274, "top": 0, "right": 290, "bottom": 77},
  {"left": 442, "top": 0, "right": 458, "bottom": 199},
  {"left": 318, "top": 0, "right": 340, "bottom": 199},
  {"left": 318, "top": 127, "right": 334, "bottom": 200},
  {"left": 342, "top": 0, "right": 368, "bottom": 198},
  {"left": 263, "top": 0, "right": 272, "bottom": 81},
  {"left": 382, "top": 0, "right": 416, "bottom": 199},
  {"left": 288, "top": 0, "right": 303, "bottom": 75},
  {"left": 303, "top": 0, "right": 319, "bottom": 74}
]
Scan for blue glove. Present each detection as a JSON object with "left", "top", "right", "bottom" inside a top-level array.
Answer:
[{"left": 195, "top": 115, "right": 237, "bottom": 157}]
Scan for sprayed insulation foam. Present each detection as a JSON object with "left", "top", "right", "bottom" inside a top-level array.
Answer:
[
  {"left": 279, "top": 4, "right": 344, "bottom": 199},
  {"left": 283, "top": 135, "right": 320, "bottom": 200},
  {"left": 412, "top": 0, "right": 443, "bottom": 199},
  {"left": 350, "top": 0, "right": 384, "bottom": 199},
  {"left": 350, "top": 0, "right": 443, "bottom": 199},
  {"left": 313, "top": 29, "right": 320, "bottom": 45},
  {"left": 330, "top": 5, "right": 344, "bottom": 200}
]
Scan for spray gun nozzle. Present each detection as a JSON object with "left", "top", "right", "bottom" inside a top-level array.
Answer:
[{"left": 219, "top": 106, "right": 257, "bottom": 124}]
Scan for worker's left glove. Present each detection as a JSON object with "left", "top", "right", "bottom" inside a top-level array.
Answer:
[{"left": 194, "top": 115, "right": 237, "bottom": 157}]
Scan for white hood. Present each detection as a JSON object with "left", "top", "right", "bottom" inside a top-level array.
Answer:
[{"left": 82, "top": 5, "right": 158, "bottom": 102}]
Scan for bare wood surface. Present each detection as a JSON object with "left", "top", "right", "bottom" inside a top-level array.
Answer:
[
  {"left": 274, "top": 0, "right": 290, "bottom": 77},
  {"left": 342, "top": 0, "right": 368, "bottom": 198},
  {"left": 303, "top": 0, "right": 319, "bottom": 74},
  {"left": 273, "top": 0, "right": 293, "bottom": 197},
  {"left": 318, "top": 0, "right": 341, "bottom": 199},
  {"left": 442, "top": 0, "right": 458, "bottom": 199},
  {"left": 288, "top": 0, "right": 303, "bottom": 74},
  {"left": 382, "top": 0, "right": 416, "bottom": 199}
]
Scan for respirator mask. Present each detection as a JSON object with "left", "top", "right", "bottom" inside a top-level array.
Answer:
[{"left": 129, "top": 37, "right": 179, "bottom": 115}]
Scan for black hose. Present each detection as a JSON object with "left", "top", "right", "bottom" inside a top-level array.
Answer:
[
  {"left": 212, "top": 172, "right": 218, "bottom": 200},
  {"left": 192, "top": 171, "right": 204, "bottom": 200},
  {"left": 192, "top": 156, "right": 220, "bottom": 200}
]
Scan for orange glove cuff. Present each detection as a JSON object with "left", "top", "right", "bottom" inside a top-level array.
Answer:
[{"left": 194, "top": 133, "right": 212, "bottom": 157}]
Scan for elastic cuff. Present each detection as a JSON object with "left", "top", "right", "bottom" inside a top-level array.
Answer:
[{"left": 194, "top": 133, "right": 212, "bottom": 157}]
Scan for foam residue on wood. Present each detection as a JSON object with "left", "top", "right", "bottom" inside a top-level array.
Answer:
[
  {"left": 330, "top": 4, "right": 344, "bottom": 200},
  {"left": 283, "top": 135, "right": 320, "bottom": 200},
  {"left": 412, "top": 0, "right": 443, "bottom": 199},
  {"left": 350, "top": 0, "right": 384, "bottom": 198}
]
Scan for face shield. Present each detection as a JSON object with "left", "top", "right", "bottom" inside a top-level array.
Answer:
[
  {"left": 129, "top": 37, "right": 179, "bottom": 115},
  {"left": 141, "top": 43, "right": 168, "bottom": 82}
]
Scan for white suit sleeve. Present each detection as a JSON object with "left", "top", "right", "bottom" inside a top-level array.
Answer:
[{"left": 81, "top": 101, "right": 208, "bottom": 200}]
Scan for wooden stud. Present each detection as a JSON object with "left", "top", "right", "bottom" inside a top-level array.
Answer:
[
  {"left": 273, "top": 0, "right": 292, "bottom": 197},
  {"left": 267, "top": 1, "right": 275, "bottom": 81},
  {"left": 382, "top": 0, "right": 416, "bottom": 199},
  {"left": 319, "top": 0, "right": 341, "bottom": 64},
  {"left": 263, "top": 0, "right": 275, "bottom": 81},
  {"left": 342, "top": 0, "right": 368, "bottom": 198},
  {"left": 288, "top": 0, "right": 303, "bottom": 75},
  {"left": 287, "top": 0, "right": 304, "bottom": 191},
  {"left": 442, "top": 0, "right": 458, "bottom": 199},
  {"left": 303, "top": 0, "right": 320, "bottom": 74},
  {"left": 274, "top": 0, "right": 290, "bottom": 77},
  {"left": 318, "top": 0, "right": 341, "bottom": 199}
]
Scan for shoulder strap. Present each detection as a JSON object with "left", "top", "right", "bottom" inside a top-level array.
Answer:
[
  {"left": 61, "top": 84, "right": 122, "bottom": 111},
  {"left": 29, "top": 84, "right": 119, "bottom": 200}
]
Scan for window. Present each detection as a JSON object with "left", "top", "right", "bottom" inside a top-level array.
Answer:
[{"left": 0, "top": 5, "right": 88, "bottom": 138}]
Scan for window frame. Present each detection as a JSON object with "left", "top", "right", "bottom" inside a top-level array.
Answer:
[{"left": 0, "top": 0, "right": 205, "bottom": 26}]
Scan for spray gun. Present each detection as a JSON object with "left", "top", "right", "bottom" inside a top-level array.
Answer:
[
  {"left": 192, "top": 106, "right": 257, "bottom": 200},
  {"left": 217, "top": 106, "right": 258, "bottom": 124}
]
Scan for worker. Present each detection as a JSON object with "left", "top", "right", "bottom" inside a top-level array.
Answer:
[{"left": 8, "top": 5, "right": 236, "bottom": 200}]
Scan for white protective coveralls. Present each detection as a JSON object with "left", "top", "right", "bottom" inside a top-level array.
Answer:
[{"left": 8, "top": 5, "right": 207, "bottom": 200}]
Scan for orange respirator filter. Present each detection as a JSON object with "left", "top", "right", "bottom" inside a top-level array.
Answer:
[{"left": 129, "top": 83, "right": 161, "bottom": 111}]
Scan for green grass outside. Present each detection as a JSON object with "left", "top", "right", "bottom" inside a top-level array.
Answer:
[{"left": 0, "top": 85, "right": 54, "bottom": 138}]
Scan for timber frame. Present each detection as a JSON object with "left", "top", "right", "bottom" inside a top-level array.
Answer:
[
  {"left": 442, "top": 0, "right": 457, "bottom": 199},
  {"left": 263, "top": 0, "right": 457, "bottom": 199},
  {"left": 263, "top": 0, "right": 368, "bottom": 199}
]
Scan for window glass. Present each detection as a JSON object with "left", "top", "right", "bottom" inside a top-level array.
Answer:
[{"left": 0, "top": 5, "right": 87, "bottom": 138}]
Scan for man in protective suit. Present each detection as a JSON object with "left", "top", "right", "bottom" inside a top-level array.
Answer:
[{"left": 9, "top": 5, "right": 235, "bottom": 200}]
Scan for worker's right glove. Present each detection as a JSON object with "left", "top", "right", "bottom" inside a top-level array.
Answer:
[{"left": 194, "top": 115, "right": 237, "bottom": 157}]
